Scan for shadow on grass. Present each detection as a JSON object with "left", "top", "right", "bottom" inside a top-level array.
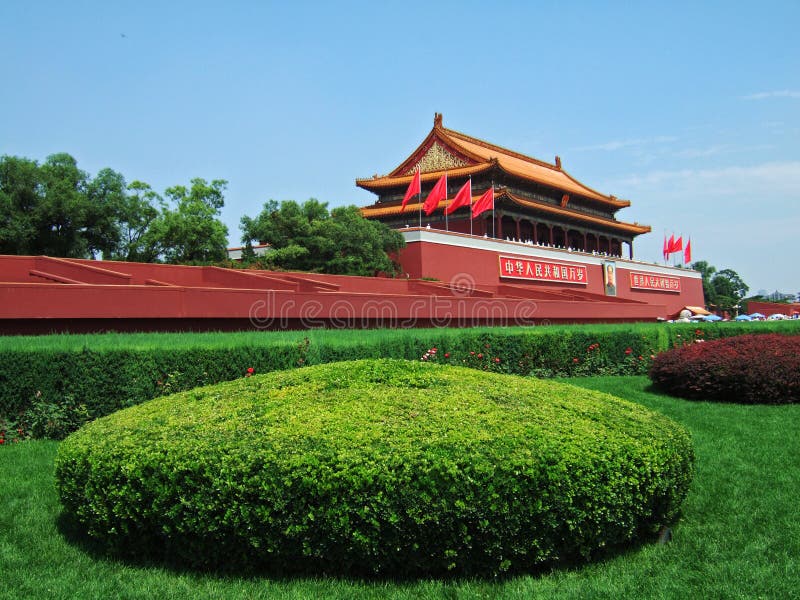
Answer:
[{"left": 56, "top": 508, "right": 681, "bottom": 584}]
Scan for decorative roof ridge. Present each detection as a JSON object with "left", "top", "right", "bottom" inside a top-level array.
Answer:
[
  {"left": 439, "top": 125, "right": 561, "bottom": 172},
  {"left": 498, "top": 188, "right": 650, "bottom": 234}
]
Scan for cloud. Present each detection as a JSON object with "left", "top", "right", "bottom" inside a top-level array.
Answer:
[
  {"left": 611, "top": 161, "right": 800, "bottom": 197},
  {"left": 571, "top": 136, "right": 677, "bottom": 152},
  {"left": 603, "top": 161, "right": 800, "bottom": 293},
  {"left": 742, "top": 90, "right": 800, "bottom": 100}
]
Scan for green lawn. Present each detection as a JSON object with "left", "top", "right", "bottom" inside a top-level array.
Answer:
[{"left": 2, "top": 377, "right": 798, "bottom": 599}]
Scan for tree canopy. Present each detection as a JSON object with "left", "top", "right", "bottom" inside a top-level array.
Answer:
[
  {"left": 691, "top": 260, "right": 749, "bottom": 314},
  {"left": 240, "top": 199, "right": 405, "bottom": 276},
  {"left": 0, "top": 153, "right": 228, "bottom": 264}
]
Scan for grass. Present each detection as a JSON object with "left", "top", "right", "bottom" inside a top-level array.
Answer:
[
  {"left": 2, "top": 377, "right": 798, "bottom": 598},
  {"left": 2, "top": 320, "right": 798, "bottom": 352}
]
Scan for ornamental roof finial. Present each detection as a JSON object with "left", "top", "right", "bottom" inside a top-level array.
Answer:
[
  {"left": 555, "top": 155, "right": 562, "bottom": 169},
  {"left": 434, "top": 113, "right": 443, "bottom": 127}
]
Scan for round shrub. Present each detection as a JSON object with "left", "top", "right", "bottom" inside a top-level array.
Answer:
[
  {"left": 55, "top": 359, "right": 694, "bottom": 577},
  {"left": 649, "top": 333, "right": 800, "bottom": 404}
]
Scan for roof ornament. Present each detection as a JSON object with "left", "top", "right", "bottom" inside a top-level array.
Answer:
[
  {"left": 434, "top": 113, "right": 443, "bottom": 127},
  {"left": 555, "top": 156, "right": 562, "bottom": 169}
]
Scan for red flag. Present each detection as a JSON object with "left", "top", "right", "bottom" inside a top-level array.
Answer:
[
  {"left": 401, "top": 169, "right": 420, "bottom": 211},
  {"left": 471, "top": 187, "right": 494, "bottom": 218},
  {"left": 444, "top": 179, "right": 471, "bottom": 215},
  {"left": 422, "top": 173, "right": 447, "bottom": 216},
  {"left": 684, "top": 238, "right": 692, "bottom": 264},
  {"left": 662, "top": 234, "right": 668, "bottom": 261},
  {"left": 673, "top": 236, "right": 683, "bottom": 252},
  {"left": 667, "top": 234, "right": 675, "bottom": 254}
]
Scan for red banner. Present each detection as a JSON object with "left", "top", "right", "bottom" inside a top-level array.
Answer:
[
  {"left": 630, "top": 272, "right": 681, "bottom": 292},
  {"left": 499, "top": 256, "right": 587, "bottom": 285}
]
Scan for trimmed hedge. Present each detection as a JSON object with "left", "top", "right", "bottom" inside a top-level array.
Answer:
[
  {"left": 649, "top": 333, "right": 800, "bottom": 404},
  {"left": 3, "top": 321, "right": 800, "bottom": 439},
  {"left": 55, "top": 359, "right": 695, "bottom": 577}
]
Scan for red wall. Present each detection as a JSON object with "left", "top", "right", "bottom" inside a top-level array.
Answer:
[
  {"left": 746, "top": 301, "right": 800, "bottom": 317},
  {"left": 396, "top": 230, "right": 704, "bottom": 318}
]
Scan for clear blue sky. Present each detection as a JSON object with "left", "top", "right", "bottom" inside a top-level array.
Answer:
[{"left": 2, "top": 1, "right": 798, "bottom": 295}]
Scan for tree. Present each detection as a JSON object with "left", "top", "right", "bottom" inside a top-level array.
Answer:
[
  {"left": 0, "top": 155, "right": 40, "bottom": 255},
  {"left": 690, "top": 260, "right": 716, "bottom": 306},
  {"left": 146, "top": 178, "right": 229, "bottom": 264},
  {"left": 110, "top": 181, "right": 161, "bottom": 262},
  {"left": 711, "top": 272, "right": 747, "bottom": 314},
  {"left": 690, "top": 261, "right": 749, "bottom": 314},
  {"left": 240, "top": 199, "right": 405, "bottom": 276},
  {"left": 83, "top": 167, "right": 128, "bottom": 258}
]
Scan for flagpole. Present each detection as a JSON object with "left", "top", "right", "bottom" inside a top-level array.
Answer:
[
  {"left": 418, "top": 168, "right": 422, "bottom": 228},
  {"left": 444, "top": 171, "right": 450, "bottom": 231},
  {"left": 469, "top": 175, "right": 473, "bottom": 237},
  {"left": 491, "top": 180, "right": 495, "bottom": 239}
]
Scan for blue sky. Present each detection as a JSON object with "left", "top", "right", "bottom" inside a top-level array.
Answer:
[{"left": 2, "top": 1, "right": 798, "bottom": 295}]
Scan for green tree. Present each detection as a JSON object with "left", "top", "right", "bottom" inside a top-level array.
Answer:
[
  {"left": 0, "top": 155, "right": 41, "bottom": 255},
  {"left": 83, "top": 167, "right": 128, "bottom": 258},
  {"left": 146, "top": 178, "right": 229, "bottom": 264},
  {"left": 110, "top": 181, "right": 161, "bottom": 262},
  {"left": 240, "top": 199, "right": 405, "bottom": 276},
  {"left": 711, "top": 268, "right": 749, "bottom": 315},
  {"left": 0, "top": 154, "right": 133, "bottom": 259},
  {"left": 690, "top": 260, "right": 717, "bottom": 306}
]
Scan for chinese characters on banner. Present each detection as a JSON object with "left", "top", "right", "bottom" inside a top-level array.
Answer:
[
  {"left": 498, "top": 256, "right": 588, "bottom": 285},
  {"left": 629, "top": 272, "right": 681, "bottom": 293}
]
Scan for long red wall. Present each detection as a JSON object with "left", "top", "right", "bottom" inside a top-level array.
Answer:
[
  {"left": 396, "top": 229, "right": 704, "bottom": 317},
  {"left": 0, "top": 248, "right": 695, "bottom": 334}
]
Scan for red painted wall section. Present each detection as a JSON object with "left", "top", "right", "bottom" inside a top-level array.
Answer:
[
  {"left": 395, "top": 229, "right": 704, "bottom": 317},
  {"left": 0, "top": 244, "right": 699, "bottom": 333},
  {"left": 746, "top": 301, "right": 800, "bottom": 318}
]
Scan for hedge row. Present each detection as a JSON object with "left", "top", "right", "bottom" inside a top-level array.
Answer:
[
  {"left": 55, "top": 359, "right": 695, "bottom": 577},
  {"left": 3, "top": 321, "right": 799, "bottom": 439},
  {"left": 649, "top": 333, "right": 800, "bottom": 404}
]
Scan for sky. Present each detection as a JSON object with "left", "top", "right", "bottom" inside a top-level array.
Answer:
[{"left": 1, "top": 1, "right": 798, "bottom": 295}]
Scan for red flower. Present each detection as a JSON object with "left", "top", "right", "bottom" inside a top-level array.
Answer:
[
  {"left": 573, "top": 357, "right": 579, "bottom": 363},
  {"left": 494, "top": 357, "right": 500, "bottom": 363},
  {"left": 0, "top": 439, "right": 4, "bottom": 445},
  {"left": 477, "top": 353, "right": 484, "bottom": 359},
  {"left": 247, "top": 367, "right": 254, "bottom": 374},
  {"left": 444, "top": 353, "right": 450, "bottom": 358},
  {"left": 470, "top": 351, "right": 475, "bottom": 356},
  {"left": 625, "top": 348, "right": 633, "bottom": 355},
  {"left": 638, "top": 355, "right": 644, "bottom": 360}
]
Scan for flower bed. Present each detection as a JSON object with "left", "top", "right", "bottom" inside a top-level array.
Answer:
[
  {"left": 649, "top": 334, "right": 800, "bottom": 404},
  {"left": 55, "top": 359, "right": 695, "bottom": 577}
]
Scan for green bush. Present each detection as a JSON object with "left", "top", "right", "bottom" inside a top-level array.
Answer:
[
  {"left": 55, "top": 359, "right": 695, "bottom": 577},
  {"left": 5, "top": 321, "right": 799, "bottom": 439}
]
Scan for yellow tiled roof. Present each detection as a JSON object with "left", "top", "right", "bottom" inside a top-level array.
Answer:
[{"left": 356, "top": 115, "right": 630, "bottom": 209}]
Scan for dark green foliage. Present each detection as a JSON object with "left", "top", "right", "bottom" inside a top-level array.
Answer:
[
  {"left": 2, "top": 321, "right": 799, "bottom": 440},
  {"left": 0, "top": 152, "right": 228, "bottom": 263},
  {"left": 649, "top": 334, "right": 800, "bottom": 404},
  {"left": 55, "top": 359, "right": 694, "bottom": 577},
  {"left": 240, "top": 199, "right": 405, "bottom": 275}
]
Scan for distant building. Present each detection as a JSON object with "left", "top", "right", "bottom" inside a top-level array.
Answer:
[{"left": 226, "top": 243, "right": 271, "bottom": 261}]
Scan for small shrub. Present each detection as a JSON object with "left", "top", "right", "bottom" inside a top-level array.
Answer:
[
  {"left": 649, "top": 334, "right": 800, "bottom": 404},
  {"left": 56, "top": 359, "right": 694, "bottom": 578}
]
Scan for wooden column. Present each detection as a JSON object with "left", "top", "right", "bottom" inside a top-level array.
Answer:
[{"left": 515, "top": 218, "right": 521, "bottom": 241}]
